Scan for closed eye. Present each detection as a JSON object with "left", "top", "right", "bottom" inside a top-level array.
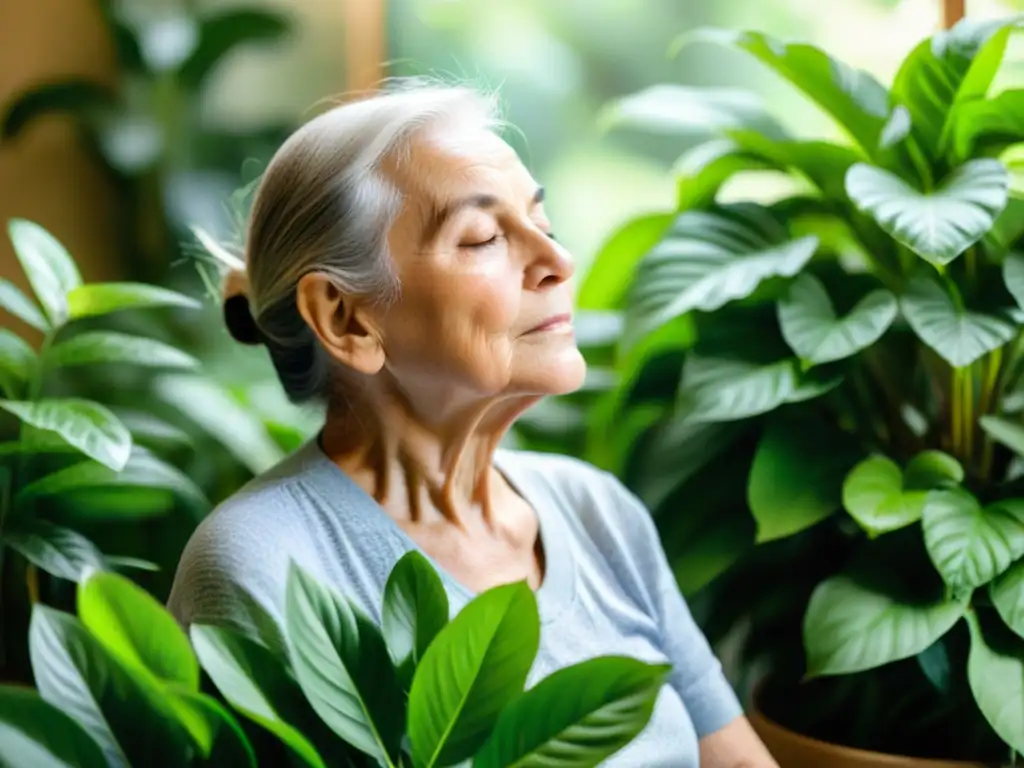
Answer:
[{"left": 463, "top": 234, "right": 501, "bottom": 249}]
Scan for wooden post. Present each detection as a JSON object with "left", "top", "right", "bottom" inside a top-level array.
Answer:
[
  {"left": 943, "top": 0, "right": 965, "bottom": 29},
  {"left": 342, "top": 0, "right": 386, "bottom": 96}
]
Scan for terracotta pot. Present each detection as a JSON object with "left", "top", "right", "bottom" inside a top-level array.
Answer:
[{"left": 749, "top": 700, "right": 989, "bottom": 768}]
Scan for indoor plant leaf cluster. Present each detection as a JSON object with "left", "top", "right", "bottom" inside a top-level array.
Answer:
[
  {"left": 588, "top": 14, "right": 1024, "bottom": 761},
  {"left": 0, "top": 552, "right": 668, "bottom": 768}
]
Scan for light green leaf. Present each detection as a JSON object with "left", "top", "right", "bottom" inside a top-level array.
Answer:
[
  {"left": 847, "top": 160, "right": 1009, "bottom": 266},
  {"left": 0, "top": 685, "right": 107, "bottom": 768},
  {"left": 0, "top": 328, "right": 36, "bottom": 384},
  {"left": 112, "top": 409, "right": 192, "bottom": 450},
  {"left": 904, "top": 450, "right": 966, "bottom": 489},
  {"left": 980, "top": 415, "right": 1024, "bottom": 458},
  {"left": 578, "top": 214, "right": 671, "bottom": 311},
  {"left": 8, "top": 219, "right": 81, "bottom": 326},
  {"left": 473, "top": 656, "right": 669, "bottom": 768},
  {"left": 778, "top": 274, "right": 897, "bottom": 364},
  {"left": 382, "top": 551, "right": 448, "bottom": 682},
  {"left": 879, "top": 105, "right": 912, "bottom": 149},
  {"left": 409, "top": 582, "right": 540, "bottom": 768},
  {"left": 804, "top": 574, "right": 968, "bottom": 676},
  {"left": 900, "top": 274, "right": 1016, "bottom": 368},
  {"left": 923, "top": 488, "right": 1024, "bottom": 589},
  {"left": 66, "top": 282, "right": 200, "bottom": 320},
  {"left": 50, "top": 331, "right": 198, "bottom": 370},
  {"left": 0, "top": 398, "right": 131, "bottom": 470},
  {"left": 78, "top": 571, "right": 199, "bottom": 690},
  {"left": 952, "top": 89, "right": 1024, "bottom": 162},
  {"left": 6, "top": 519, "right": 106, "bottom": 582},
  {"left": 191, "top": 624, "right": 327, "bottom": 768},
  {"left": 991, "top": 559, "right": 1024, "bottom": 639},
  {"left": 676, "top": 28, "right": 889, "bottom": 154},
  {"left": 0, "top": 278, "right": 48, "bottom": 331},
  {"left": 285, "top": 563, "right": 404, "bottom": 764},
  {"left": 966, "top": 611, "right": 1024, "bottom": 754},
  {"left": 1004, "top": 252, "right": 1024, "bottom": 310}
]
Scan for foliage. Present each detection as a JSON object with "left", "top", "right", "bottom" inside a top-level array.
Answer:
[
  {"left": 0, "top": 553, "right": 667, "bottom": 767},
  {"left": 590, "top": 15, "right": 1024, "bottom": 761}
]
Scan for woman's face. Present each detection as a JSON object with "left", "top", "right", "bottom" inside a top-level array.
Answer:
[{"left": 373, "top": 123, "right": 586, "bottom": 413}]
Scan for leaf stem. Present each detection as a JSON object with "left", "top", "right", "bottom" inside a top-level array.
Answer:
[
  {"left": 25, "top": 564, "right": 38, "bottom": 605},
  {"left": 979, "top": 348, "right": 1004, "bottom": 479},
  {"left": 951, "top": 366, "right": 963, "bottom": 457},
  {"left": 962, "top": 364, "right": 974, "bottom": 463}
]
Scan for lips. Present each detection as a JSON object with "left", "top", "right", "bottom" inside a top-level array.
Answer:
[{"left": 526, "top": 313, "right": 573, "bottom": 334}]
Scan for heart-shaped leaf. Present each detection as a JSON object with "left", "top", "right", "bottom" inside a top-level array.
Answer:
[
  {"left": 991, "top": 559, "right": 1024, "bottom": 640},
  {"left": 804, "top": 574, "right": 968, "bottom": 676},
  {"left": 966, "top": 611, "right": 1024, "bottom": 754},
  {"left": 8, "top": 219, "right": 81, "bottom": 326},
  {"left": 900, "top": 274, "right": 1016, "bottom": 368},
  {"left": 923, "top": 488, "right": 1024, "bottom": 589},
  {"left": 66, "top": 283, "right": 199, "bottom": 320},
  {"left": 625, "top": 206, "right": 818, "bottom": 345},
  {"left": 847, "top": 160, "right": 1008, "bottom": 266},
  {"left": 0, "top": 399, "right": 131, "bottom": 470},
  {"left": 50, "top": 331, "right": 198, "bottom": 370},
  {"left": 0, "top": 278, "right": 48, "bottom": 331},
  {"left": 778, "top": 274, "right": 897, "bottom": 364},
  {"left": 5, "top": 519, "right": 107, "bottom": 582},
  {"left": 382, "top": 551, "right": 448, "bottom": 684},
  {"left": 285, "top": 563, "right": 404, "bottom": 765},
  {"left": 980, "top": 415, "right": 1024, "bottom": 458},
  {"left": 473, "top": 656, "right": 669, "bottom": 768},
  {"left": 0, "top": 685, "right": 107, "bottom": 768},
  {"left": 409, "top": 581, "right": 540, "bottom": 768},
  {"left": 843, "top": 452, "right": 963, "bottom": 537}
]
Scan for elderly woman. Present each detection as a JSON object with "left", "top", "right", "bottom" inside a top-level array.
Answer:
[{"left": 168, "top": 82, "right": 777, "bottom": 768}]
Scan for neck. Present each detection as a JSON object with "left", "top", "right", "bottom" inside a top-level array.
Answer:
[{"left": 320, "top": 387, "right": 537, "bottom": 527}]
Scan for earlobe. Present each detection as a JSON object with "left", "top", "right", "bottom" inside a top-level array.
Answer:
[{"left": 296, "top": 273, "right": 385, "bottom": 375}]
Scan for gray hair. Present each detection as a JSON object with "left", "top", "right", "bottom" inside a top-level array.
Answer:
[{"left": 235, "top": 80, "right": 501, "bottom": 404}]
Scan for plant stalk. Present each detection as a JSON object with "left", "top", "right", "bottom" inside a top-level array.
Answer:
[{"left": 943, "top": 0, "right": 965, "bottom": 29}]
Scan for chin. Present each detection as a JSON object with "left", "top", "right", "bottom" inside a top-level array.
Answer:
[{"left": 517, "top": 347, "right": 587, "bottom": 396}]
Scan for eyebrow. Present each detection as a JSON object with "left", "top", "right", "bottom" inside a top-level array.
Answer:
[{"left": 422, "top": 186, "right": 545, "bottom": 244}]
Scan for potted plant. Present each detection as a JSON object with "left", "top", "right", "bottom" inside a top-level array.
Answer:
[
  {"left": 0, "top": 551, "right": 667, "bottom": 767},
  {"left": 586, "top": 13, "right": 1024, "bottom": 766}
]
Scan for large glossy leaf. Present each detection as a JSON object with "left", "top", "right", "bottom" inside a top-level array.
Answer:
[
  {"left": 803, "top": 574, "right": 968, "bottom": 676},
  {"left": 847, "top": 160, "right": 1009, "bottom": 266},
  {"left": 285, "top": 563, "right": 404, "bottom": 765},
  {"left": 747, "top": 419, "right": 851, "bottom": 542},
  {"left": 900, "top": 274, "right": 1016, "bottom": 368},
  {"left": 382, "top": 551, "right": 449, "bottom": 682},
  {"left": 0, "top": 398, "right": 131, "bottom": 470},
  {"left": 980, "top": 415, "right": 1024, "bottom": 458},
  {"left": 842, "top": 452, "right": 963, "bottom": 537},
  {"left": 191, "top": 624, "right": 327, "bottom": 768},
  {"left": 8, "top": 219, "right": 81, "bottom": 326},
  {"left": 179, "top": 9, "right": 290, "bottom": 89},
  {"left": 923, "top": 488, "right": 1024, "bottom": 589},
  {"left": 626, "top": 206, "right": 818, "bottom": 344},
  {"left": 991, "top": 559, "right": 1024, "bottom": 639},
  {"left": 30, "top": 606, "right": 189, "bottom": 768},
  {"left": 952, "top": 89, "right": 1024, "bottom": 162},
  {"left": 50, "top": 331, "right": 198, "bottom": 370},
  {"left": 577, "top": 214, "right": 671, "bottom": 311},
  {"left": 0, "top": 278, "right": 48, "bottom": 330},
  {"left": 66, "top": 283, "right": 200, "bottom": 320},
  {"left": 0, "top": 685, "right": 107, "bottom": 768},
  {"left": 473, "top": 656, "right": 669, "bottom": 768},
  {"left": 5, "top": 519, "right": 106, "bottom": 582},
  {"left": 778, "top": 274, "right": 897, "bottom": 364},
  {"left": 966, "top": 611, "right": 1024, "bottom": 754},
  {"left": 677, "top": 28, "right": 889, "bottom": 153},
  {"left": 409, "top": 582, "right": 540, "bottom": 768},
  {"left": 78, "top": 571, "right": 198, "bottom": 690}
]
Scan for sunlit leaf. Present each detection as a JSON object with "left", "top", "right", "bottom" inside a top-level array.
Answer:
[
  {"left": 991, "top": 559, "right": 1024, "bottom": 640},
  {"left": 50, "top": 331, "right": 198, "bottom": 370},
  {"left": 0, "top": 278, "right": 48, "bottom": 331},
  {"left": 8, "top": 219, "right": 81, "bottom": 326},
  {"left": 67, "top": 283, "right": 199, "bottom": 320},
  {"left": 578, "top": 214, "right": 672, "bottom": 311},
  {"left": 0, "top": 399, "right": 131, "bottom": 470},
  {"left": 382, "top": 551, "right": 448, "bottom": 684}
]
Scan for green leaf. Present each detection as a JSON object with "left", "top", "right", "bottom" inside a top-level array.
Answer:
[
  {"left": 50, "top": 331, "right": 198, "bottom": 370},
  {"left": 747, "top": 419, "right": 851, "bottom": 543},
  {"left": 6, "top": 519, "right": 106, "bottom": 582},
  {"left": 966, "top": 610, "right": 1024, "bottom": 754},
  {"left": 191, "top": 624, "right": 327, "bottom": 768},
  {"left": 0, "top": 399, "right": 131, "bottom": 470},
  {"left": 179, "top": 9, "right": 290, "bottom": 89},
  {"left": 778, "top": 274, "right": 897, "bottom": 364},
  {"left": 991, "top": 559, "right": 1024, "bottom": 639},
  {"left": 803, "top": 574, "right": 968, "bottom": 676},
  {"left": 0, "top": 685, "right": 107, "bottom": 768},
  {"left": 473, "top": 656, "right": 669, "bottom": 768},
  {"left": 917, "top": 640, "right": 952, "bottom": 694},
  {"left": 409, "top": 582, "right": 540, "bottom": 768},
  {"left": 0, "top": 328, "right": 36, "bottom": 383},
  {"left": 677, "top": 28, "right": 889, "bottom": 154},
  {"left": 285, "top": 563, "right": 404, "bottom": 764},
  {"left": 900, "top": 274, "right": 1016, "bottom": 368},
  {"left": 78, "top": 571, "right": 199, "bottom": 690},
  {"left": 923, "top": 488, "right": 1024, "bottom": 589},
  {"left": 843, "top": 452, "right": 963, "bottom": 537},
  {"left": 952, "top": 89, "right": 1024, "bottom": 162},
  {"left": 626, "top": 206, "right": 818, "bottom": 344},
  {"left": 382, "top": 551, "right": 449, "bottom": 680},
  {"left": 0, "top": 278, "right": 48, "bottom": 330},
  {"left": 980, "top": 415, "right": 1024, "bottom": 458},
  {"left": 1004, "top": 252, "right": 1024, "bottom": 310},
  {"left": 847, "top": 160, "right": 1009, "bottom": 266},
  {"left": 578, "top": 214, "right": 671, "bottom": 311},
  {"left": 879, "top": 105, "right": 912, "bottom": 149},
  {"left": 112, "top": 409, "right": 192, "bottom": 450},
  {"left": 66, "top": 282, "right": 200, "bottom": 320},
  {"left": 29, "top": 606, "right": 190, "bottom": 768},
  {"left": 165, "top": 689, "right": 256, "bottom": 767},
  {"left": 8, "top": 219, "right": 81, "bottom": 326},
  {"left": 0, "top": 79, "right": 113, "bottom": 139}
]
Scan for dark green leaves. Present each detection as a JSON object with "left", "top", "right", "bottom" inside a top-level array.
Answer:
[
  {"left": 473, "top": 657, "right": 669, "bottom": 768},
  {"left": 0, "top": 399, "right": 131, "bottom": 470},
  {"left": 0, "top": 685, "right": 107, "bottom": 768},
  {"left": 382, "top": 551, "right": 448, "bottom": 682},
  {"left": 179, "top": 9, "right": 290, "bottom": 89},
  {"left": 991, "top": 560, "right": 1024, "bottom": 639},
  {"left": 577, "top": 214, "right": 671, "bottom": 311},
  {"left": 5, "top": 519, "right": 106, "bottom": 582},
  {"left": 409, "top": 582, "right": 540, "bottom": 768},
  {"left": 966, "top": 612, "right": 1024, "bottom": 754}
]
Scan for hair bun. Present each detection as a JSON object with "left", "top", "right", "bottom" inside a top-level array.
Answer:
[{"left": 223, "top": 294, "right": 263, "bottom": 346}]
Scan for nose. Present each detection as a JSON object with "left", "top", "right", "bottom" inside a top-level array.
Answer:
[{"left": 524, "top": 230, "right": 574, "bottom": 291}]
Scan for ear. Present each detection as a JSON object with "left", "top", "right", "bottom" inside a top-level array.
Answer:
[{"left": 296, "top": 272, "right": 385, "bottom": 375}]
